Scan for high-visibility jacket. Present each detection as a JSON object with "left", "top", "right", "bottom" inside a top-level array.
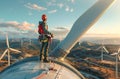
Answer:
[
  {"left": 38, "top": 21, "right": 51, "bottom": 35},
  {"left": 38, "top": 21, "right": 52, "bottom": 42}
]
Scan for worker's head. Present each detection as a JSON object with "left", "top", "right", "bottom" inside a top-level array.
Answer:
[{"left": 42, "top": 14, "right": 47, "bottom": 21}]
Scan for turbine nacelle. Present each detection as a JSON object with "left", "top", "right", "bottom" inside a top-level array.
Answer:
[{"left": 111, "top": 52, "right": 120, "bottom": 61}]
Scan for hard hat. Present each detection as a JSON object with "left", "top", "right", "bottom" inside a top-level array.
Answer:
[{"left": 42, "top": 14, "right": 47, "bottom": 21}]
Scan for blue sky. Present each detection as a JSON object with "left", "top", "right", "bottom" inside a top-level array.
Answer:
[{"left": 0, "top": 0, "right": 120, "bottom": 39}]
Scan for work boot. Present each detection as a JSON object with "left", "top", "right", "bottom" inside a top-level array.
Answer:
[
  {"left": 43, "top": 58, "right": 50, "bottom": 63},
  {"left": 40, "top": 55, "right": 44, "bottom": 61}
]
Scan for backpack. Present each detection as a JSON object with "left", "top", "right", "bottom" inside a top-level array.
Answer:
[
  {"left": 38, "top": 22, "right": 48, "bottom": 42},
  {"left": 38, "top": 23, "right": 44, "bottom": 34}
]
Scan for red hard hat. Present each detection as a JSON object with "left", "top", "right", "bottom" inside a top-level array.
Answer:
[{"left": 42, "top": 14, "right": 47, "bottom": 21}]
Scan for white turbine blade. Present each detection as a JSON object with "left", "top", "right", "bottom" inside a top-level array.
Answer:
[
  {"left": 118, "top": 55, "right": 120, "bottom": 60},
  {"left": 111, "top": 52, "right": 118, "bottom": 56},
  {"left": 103, "top": 46, "right": 109, "bottom": 53},
  {"left": 6, "top": 34, "right": 10, "bottom": 48},
  {"left": 96, "top": 46, "right": 102, "bottom": 50},
  {"left": 50, "top": 0, "right": 115, "bottom": 58},
  {"left": 0, "top": 49, "right": 8, "bottom": 60},
  {"left": 118, "top": 48, "right": 120, "bottom": 53},
  {"left": 9, "top": 48, "right": 21, "bottom": 53}
]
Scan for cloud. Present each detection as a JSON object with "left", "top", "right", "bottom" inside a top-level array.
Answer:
[
  {"left": 71, "top": 0, "right": 75, "bottom": 3},
  {"left": 0, "top": 21, "right": 37, "bottom": 38},
  {"left": 65, "top": 6, "right": 70, "bottom": 12},
  {"left": 50, "top": 27, "right": 70, "bottom": 39},
  {"left": 25, "top": 3, "right": 47, "bottom": 11},
  {"left": 65, "top": 6, "right": 74, "bottom": 12},
  {"left": 0, "top": 21, "right": 35, "bottom": 31},
  {"left": 0, "top": 30, "right": 38, "bottom": 39},
  {"left": 48, "top": 10, "right": 57, "bottom": 13},
  {"left": 55, "top": 27, "right": 69, "bottom": 30},
  {"left": 67, "top": 0, "right": 75, "bottom": 3},
  {"left": 46, "top": 1, "right": 74, "bottom": 13},
  {"left": 57, "top": 3, "right": 64, "bottom": 8}
]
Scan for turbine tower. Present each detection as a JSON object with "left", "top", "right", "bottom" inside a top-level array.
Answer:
[
  {"left": 111, "top": 49, "right": 120, "bottom": 79},
  {"left": 96, "top": 43, "right": 109, "bottom": 61},
  {"left": 0, "top": 34, "right": 21, "bottom": 66}
]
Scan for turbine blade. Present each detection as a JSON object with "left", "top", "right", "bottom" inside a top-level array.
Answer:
[
  {"left": 111, "top": 52, "right": 118, "bottom": 56},
  {"left": 118, "top": 48, "right": 120, "bottom": 53},
  {"left": 49, "top": 0, "right": 115, "bottom": 58},
  {"left": 9, "top": 48, "right": 21, "bottom": 53},
  {"left": 6, "top": 34, "right": 10, "bottom": 48},
  {"left": 0, "top": 49, "right": 8, "bottom": 60},
  {"left": 96, "top": 46, "right": 102, "bottom": 50},
  {"left": 118, "top": 55, "right": 120, "bottom": 60},
  {"left": 103, "top": 46, "right": 109, "bottom": 53}
]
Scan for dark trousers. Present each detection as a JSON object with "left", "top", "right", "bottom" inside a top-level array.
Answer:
[{"left": 40, "top": 41, "right": 49, "bottom": 60}]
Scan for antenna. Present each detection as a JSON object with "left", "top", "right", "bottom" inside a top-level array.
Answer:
[{"left": 0, "top": 33, "right": 21, "bottom": 66}]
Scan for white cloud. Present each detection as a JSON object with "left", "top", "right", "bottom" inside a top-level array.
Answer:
[
  {"left": 0, "top": 21, "right": 35, "bottom": 31},
  {"left": 48, "top": 10, "right": 57, "bottom": 13},
  {"left": 67, "top": 0, "right": 75, "bottom": 3},
  {"left": 65, "top": 6, "right": 70, "bottom": 12},
  {"left": 50, "top": 27, "right": 70, "bottom": 39},
  {"left": 25, "top": 3, "right": 47, "bottom": 11},
  {"left": 65, "top": 6, "right": 74, "bottom": 12},
  {"left": 0, "top": 21, "right": 37, "bottom": 38},
  {"left": 57, "top": 3, "right": 64, "bottom": 8},
  {"left": 71, "top": 0, "right": 75, "bottom": 3}
]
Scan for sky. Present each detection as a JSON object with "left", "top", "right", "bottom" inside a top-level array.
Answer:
[{"left": 0, "top": 0, "right": 120, "bottom": 39}]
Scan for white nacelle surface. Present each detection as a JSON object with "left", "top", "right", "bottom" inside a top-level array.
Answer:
[{"left": 0, "top": 57, "right": 84, "bottom": 79}]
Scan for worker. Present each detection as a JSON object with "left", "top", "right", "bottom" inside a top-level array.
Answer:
[{"left": 38, "top": 14, "right": 53, "bottom": 62}]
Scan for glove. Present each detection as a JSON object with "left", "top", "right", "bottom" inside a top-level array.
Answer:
[{"left": 51, "top": 33, "right": 54, "bottom": 38}]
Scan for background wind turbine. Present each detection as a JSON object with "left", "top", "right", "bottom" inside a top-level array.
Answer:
[
  {"left": 96, "top": 43, "right": 109, "bottom": 61},
  {"left": 111, "top": 50, "right": 120, "bottom": 79},
  {"left": 0, "top": 34, "right": 21, "bottom": 66}
]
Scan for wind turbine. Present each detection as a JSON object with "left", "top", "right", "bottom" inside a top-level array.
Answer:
[
  {"left": 111, "top": 49, "right": 120, "bottom": 79},
  {"left": 96, "top": 43, "right": 109, "bottom": 61},
  {"left": 0, "top": 0, "right": 116, "bottom": 79},
  {"left": 0, "top": 34, "right": 21, "bottom": 66},
  {"left": 20, "top": 39, "right": 23, "bottom": 48}
]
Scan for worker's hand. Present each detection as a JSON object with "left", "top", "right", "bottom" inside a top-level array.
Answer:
[{"left": 51, "top": 34, "right": 54, "bottom": 38}]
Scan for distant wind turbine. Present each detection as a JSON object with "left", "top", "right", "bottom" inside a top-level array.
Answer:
[
  {"left": 96, "top": 43, "right": 109, "bottom": 61},
  {"left": 29, "top": 38, "right": 32, "bottom": 45},
  {"left": 111, "top": 50, "right": 120, "bottom": 79},
  {"left": 20, "top": 39, "right": 23, "bottom": 48},
  {"left": 0, "top": 34, "right": 21, "bottom": 66}
]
